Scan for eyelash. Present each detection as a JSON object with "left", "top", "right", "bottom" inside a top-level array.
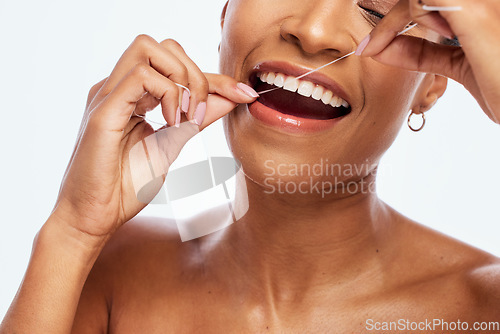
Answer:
[{"left": 359, "top": 6, "right": 385, "bottom": 20}]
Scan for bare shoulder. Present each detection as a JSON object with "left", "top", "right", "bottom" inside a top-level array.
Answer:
[
  {"left": 392, "top": 211, "right": 500, "bottom": 318},
  {"left": 71, "top": 215, "right": 192, "bottom": 333},
  {"left": 466, "top": 260, "right": 500, "bottom": 315}
]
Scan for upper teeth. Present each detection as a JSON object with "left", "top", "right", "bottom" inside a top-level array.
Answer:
[{"left": 258, "top": 72, "right": 350, "bottom": 109}]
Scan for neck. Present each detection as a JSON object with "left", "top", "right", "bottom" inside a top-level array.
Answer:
[{"left": 214, "top": 173, "right": 396, "bottom": 300}]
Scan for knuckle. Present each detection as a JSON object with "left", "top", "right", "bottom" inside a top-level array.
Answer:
[
  {"left": 86, "top": 78, "right": 107, "bottom": 107},
  {"left": 132, "top": 34, "right": 157, "bottom": 51},
  {"left": 89, "top": 82, "right": 101, "bottom": 94},
  {"left": 177, "top": 65, "right": 189, "bottom": 81},
  {"left": 161, "top": 38, "right": 183, "bottom": 51},
  {"left": 194, "top": 75, "right": 210, "bottom": 95},
  {"left": 87, "top": 86, "right": 98, "bottom": 101},
  {"left": 168, "top": 81, "right": 180, "bottom": 98},
  {"left": 88, "top": 79, "right": 105, "bottom": 97},
  {"left": 132, "top": 62, "right": 150, "bottom": 79}
]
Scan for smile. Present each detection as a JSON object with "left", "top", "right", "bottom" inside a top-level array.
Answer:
[
  {"left": 258, "top": 72, "right": 350, "bottom": 110},
  {"left": 247, "top": 61, "right": 352, "bottom": 133}
]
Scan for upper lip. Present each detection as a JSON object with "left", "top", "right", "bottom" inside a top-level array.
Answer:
[{"left": 249, "top": 60, "right": 352, "bottom": 107}]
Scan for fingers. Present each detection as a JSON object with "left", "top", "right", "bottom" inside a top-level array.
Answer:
[
  {"left": 198, "top": 94, "right": 240, "bottom": 129},
  {"left": 133, "top": 93, "right": 161, "bottom": 117},
  {"left": 86, "top": 77, "right": 107, "bottom": 110},
  {"left": 88, "top": 33, "right": 259, "bottom": 133},
  {"left": 205, "top": 73, "right": 259, "bottom": 103},
  {"left": 358, "top": 0, "right": 456, "bottom": 58},
  {"left": 91, "top": 63, "right": 179, "bottom": 133},
  {"left": 358, "top": 0, "right": 412, "bottom": 57},
  {"left": 370, "top": 35, "right": 465, "bottom": 80},
  {"left": 158, "top": 41, "right": 258, "bottom": 125},
  {"left": 185, "top": 74, "right": 258, "bottom": 128},
  {"left": 88, "top": 35, "right": 189, "bottom": 127},
  {"left": 410, "top": 9, "right": 454, "bottom": 39},
  {"left": 99, "top": 35, "right": 189, "bottom": 98},
  {"left": 160, "top": 39, "right": 209, "bottom": 121}
]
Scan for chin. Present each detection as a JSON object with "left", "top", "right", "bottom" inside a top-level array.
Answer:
[{"left": 224, "top": 114, "right": 379, "bottom": 201}]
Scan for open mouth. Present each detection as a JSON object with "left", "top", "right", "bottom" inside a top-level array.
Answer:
[{"left": 250, "top": 71, "right": 352, "bottom": 121}]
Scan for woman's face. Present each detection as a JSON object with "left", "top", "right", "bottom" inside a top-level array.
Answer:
[{"left": 219, "top": 0, "right": 439, "bottom": 194}]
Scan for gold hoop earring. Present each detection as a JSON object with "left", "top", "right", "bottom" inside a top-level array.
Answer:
[{"left": 408, "top": 110, "right": 426, "bottom": 132}]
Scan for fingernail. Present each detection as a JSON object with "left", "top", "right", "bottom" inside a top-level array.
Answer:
[
  {"left": 237, "top": 82, "right": 259, "bottom": 98},
  {"left": 181, "top": 90, "right": 190, "bottom": 113},
  {"left": 193, "top": 102, "right": 206, "bottom": 126},
  {"left": 355, "top": 34, "right": 371, "bottom": 56},
  {"left": 175, "top": 107, "right": 181, "bottom": 128}
]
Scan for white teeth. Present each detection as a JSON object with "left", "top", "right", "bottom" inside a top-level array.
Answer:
[
  {"left": 312, "top": 85, "right": 324, "bottom": 100},
  {"left": 274, "top": 73, "right": 285, "bottom": 88},
  {"left": 321, "top": 90, "right": 333, "bottom": 105},
  {"left": 283, "top": 77, "right": 299, "bottom": 92},
  {"left": 330, "top": 96, "right": 341, "bottom": 108},
  {"left": 266, "top": 72, "right": 276, "bottom": 85},
  {"left": 258, "top": 71, "right": 350, "bottom": 110},
  {"left": 298, "top": 81, "right": 314, "bottom": 97}
]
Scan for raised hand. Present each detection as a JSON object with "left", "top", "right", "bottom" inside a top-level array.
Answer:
[
  {"left": 356, "top": 0, "right": 500, "bottom": 124},
  {"left": 54, "top": 34, "right": 258, "bottom": 243}
]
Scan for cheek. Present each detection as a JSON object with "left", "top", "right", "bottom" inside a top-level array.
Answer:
[
  {"left": 219, "top": 0, "right": 287, "bottom": 77},
  {"left": 219, "top": 1, "right": 257, "bottom": 76},
  {"left": 363, "top": 59, "right": 423, "bottom": 111},
  {"left": 350, "top": 62, "right": 424, "bottom": 159},
  {"left": 219, "top": 1, "right": 425, "bottom": 187}
]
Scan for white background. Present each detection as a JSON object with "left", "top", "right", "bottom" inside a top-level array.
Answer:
[{"left": 0, "top": 0, "right": 499, "bottom": 320}]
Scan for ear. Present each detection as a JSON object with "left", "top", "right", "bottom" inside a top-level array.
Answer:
[
  {"left": 412, "top": 74, "right": 448, "bottom": 113},
  {"left": 221, "top": 1, "right": 229, "bottom": 30}
]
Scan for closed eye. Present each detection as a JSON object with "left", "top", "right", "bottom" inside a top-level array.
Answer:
[{"left": 359, "top": 5, "right": 385, "bottom": 20}]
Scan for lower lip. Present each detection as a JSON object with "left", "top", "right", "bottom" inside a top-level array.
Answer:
[{"left": 248, "top": 100, "right": 347, "bottom": 134}]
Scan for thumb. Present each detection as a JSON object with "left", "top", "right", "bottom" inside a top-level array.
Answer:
[
  {"left": 127, "top": 93, "right": 240, "bottom": 204},
  {"left": 198, "top": 93, "right": 239, "bottom": 129}
]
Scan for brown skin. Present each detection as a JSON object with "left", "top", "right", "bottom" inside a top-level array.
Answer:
[
  {"left": 2, "top": 0, "right": 500, "bottom": 333},
  {"left": 70, "top": 214, "right": 500, "bottom": 333},
  {"left": 72, "top": 0, "right": 499, "bottom": 333}
]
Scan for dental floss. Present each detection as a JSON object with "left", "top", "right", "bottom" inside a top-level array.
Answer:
[
  {"left": 397, "top": 22, "right": 419, "bottom": 36},
  {"left": 139, "top": 22, "right": 421, "bottom": 122},
  {"left": 175, "top": 83, "right": 191, "bottom": 95},
  {"left": 133, "top": 112, "right": 166, "bottom": 127},
  {"left": 132, "top": 8, "right": 463, "bottom": 229},
  {"left": 257, "top": 51, "right": 356, "bottom": 95},
  {"left": 295, "top": 51, "right": 357, "bottom": 81},
  {"left": 255, "top": 87, "right": 280, "bottom": 95},
  {"left": 257, "top": 23, "right": 421, "bottom": 96},
  {"left": 422, "top": 5, "right": 462, "bottom": 12},
  {"left": 133, "top": 82, "right": 190, "bottom": 127}
]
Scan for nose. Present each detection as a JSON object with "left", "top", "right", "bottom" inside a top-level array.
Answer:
[{"left": 280, "top": 1, "right": 354, "bottom": 56}]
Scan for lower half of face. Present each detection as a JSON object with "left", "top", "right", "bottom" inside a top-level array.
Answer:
[{"left": 219, "top": 0, "right": 427, "bottom": 191}]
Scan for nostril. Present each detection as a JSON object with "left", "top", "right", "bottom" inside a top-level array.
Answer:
[
  {"left": 280, "top": 13, "right": 351, "bottom": 56},
  {"left": 283, "top": 32, "right": 300, "bottom": 45}
]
